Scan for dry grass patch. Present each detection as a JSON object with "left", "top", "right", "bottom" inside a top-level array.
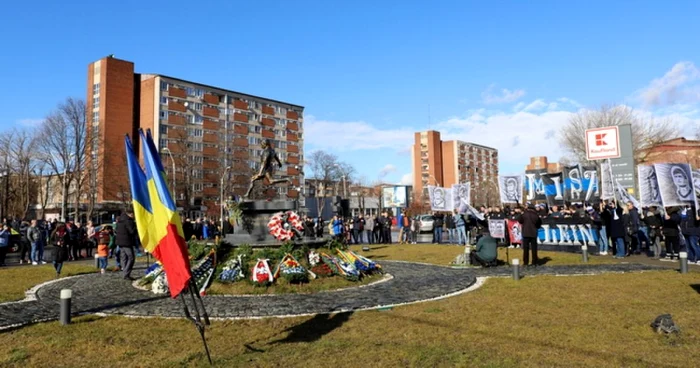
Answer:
[
  {"left": 0, "top": 264, "right": 97, "bottom": 302},
  {"left": 2, "top": 270, "right": 699, "bottom": 367}
]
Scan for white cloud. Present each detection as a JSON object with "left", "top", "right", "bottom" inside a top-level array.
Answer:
[
  {"left": 481, "top": 84, "right": 526, "bottom": 104},
  {"left": 634, "top": 61, "right": 700, "bottom": 106},
  {"left": 434, "top": 107, "right": 576, "bottom": 173},
  {"left": 378, "top": 164, "right": 397, "bottom": 179},
  {"left": 17, "top": 118, "right": 42, "bottom": 127},
  {"left": 399, "top": 173, "right": 413, "bottom": 186},
  {"left": 304, "top": 115, "right": 414, "bottom": 151}
]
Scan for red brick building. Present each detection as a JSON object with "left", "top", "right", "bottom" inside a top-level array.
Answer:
[
  {"left": 637, "top": 137, "right": 700, "bottom": 167},
  {"left": 87, "top": 56, "right": 304, "bottom": 218}
]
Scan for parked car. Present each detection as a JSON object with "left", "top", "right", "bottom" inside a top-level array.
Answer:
[{"left": 415, "top": 215, "right": 434, "bottom": 233}]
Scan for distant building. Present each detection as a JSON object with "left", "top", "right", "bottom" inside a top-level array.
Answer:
[
  {"left": 525, "top": 156, "right": 561, "bottom": 173},
  {"left": 412, "top": 130, "right": 499, "bottom": 206},
  {"left": 638, "top": 137, "right": 700, "bottom": 167}
]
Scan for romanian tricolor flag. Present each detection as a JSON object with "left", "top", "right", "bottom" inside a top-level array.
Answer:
[
  {"left": 124, "top": 136, "right": 155, "bottom": 251},
  {"left": 124, "top": 130, "right": 192, "bottom": 298}
]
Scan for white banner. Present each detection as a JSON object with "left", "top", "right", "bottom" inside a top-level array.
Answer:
[
  {"left": 498, "top": 175, "right": 523, "bottom": 204},
  {"left": 638, "top": 165, "right": 663, "bottom": 208},
  {"left": 451, "top": 183, "right": 471, "bottom": 213},
  {"left": 428, "top": 185, "right": 452, "bottom": 212},
  {"left": 600, "top": 161, "right": 615, "bottom": 200},
  {"left": 654, "top": 163, "right": 698, "bottom": 208}
]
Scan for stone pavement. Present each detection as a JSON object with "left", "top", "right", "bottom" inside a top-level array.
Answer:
[{"left": 0, "top": 261, "right": 669, "bottom": 330}]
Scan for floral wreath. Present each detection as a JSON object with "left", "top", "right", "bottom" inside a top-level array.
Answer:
[{"left": 267, "top": 211, "right": 304, "bottom": 241}]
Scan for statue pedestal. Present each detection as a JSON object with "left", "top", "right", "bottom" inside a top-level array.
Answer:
[{"left": 224, "top": 200, "right": 328, "bottom": 247}]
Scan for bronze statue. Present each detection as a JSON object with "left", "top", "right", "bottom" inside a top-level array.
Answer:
[{"left": 245, "top": 139, "right": 290, "bottom": 198}]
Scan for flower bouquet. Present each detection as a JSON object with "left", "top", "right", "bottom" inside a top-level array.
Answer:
[
  {"left": 219, "top": 254, "right": 246, "bottom": 283},
  {"left": 152, "top": 272, "right": 169, "bottom": 295},
  {"left": 192, "top": 249, "right": 217, "bottom": 296},
  {"left": 252, "top": 259, "right": 274, "bottom": 286},
  {"left": 308, "top": 251, "right": 320, "bottom": 267},
  {"left": 274, "top": 254, "right": 309, "bottom": 284}
]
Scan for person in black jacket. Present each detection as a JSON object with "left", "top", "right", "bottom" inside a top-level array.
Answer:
[
  {"left": 682, "top": 207, "right": 700, "bottom": 264},
  {"left": 115, "top": 209, "right": 138, "bottom": 280},
  {"left": 662, "top": 206, "right": 682, "bottom": 260},
  {"left": 517, "top": 204, "right": 542, "bottom": 267},
  {"left": 433, "top": 212, "right": 444, "bottom": 244},
  {"left": 643, "top": 206, "right": 663, "bottom": 259},
  {"left": 626, "top": 202, "right": 642, "bottom": 255},
  {"left": 607, "top": 201, "right": 626, "bottom": 258}
]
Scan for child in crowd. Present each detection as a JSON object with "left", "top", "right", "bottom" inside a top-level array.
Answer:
[{"left": 97, "top": 225, "right": 113, "bottom": 274}]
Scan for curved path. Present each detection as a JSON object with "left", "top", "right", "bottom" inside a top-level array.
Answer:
[{"left": 0, "top": 261, "right": 666, "bottom": 330}]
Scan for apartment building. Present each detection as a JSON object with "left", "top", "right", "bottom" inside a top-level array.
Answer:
[
  {"left": 87, "top": 56, "right": 304, "bottom": 218},
  {"left": 412, "top": 130, "right": 499, "bottom": 205}
]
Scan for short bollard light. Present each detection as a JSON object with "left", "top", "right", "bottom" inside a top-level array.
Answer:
[
  {"left": 680, "top": 252, "right": 688, "bottom": 274},
  {"left": 60, "top": 289, "right": 72, "bottom": 325},
  {"left": 512, "top": 258, "right": 520, "bottom": 281},
  {"left": 94, "top": 253, "right": 100, "bottom": 268},
  {"left": 581, "top": 245, "right": 589, "bottom": 263}
]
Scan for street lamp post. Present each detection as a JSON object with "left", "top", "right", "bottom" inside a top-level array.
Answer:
[
  {"left": 333, "top": 164, "right": 348, "bottom": 198},
  {"left": 162, "top": 148, "right": 177, "bottom": 200},
  {"left": 50, "top": 153, "right": 75, "bottom": 222}
]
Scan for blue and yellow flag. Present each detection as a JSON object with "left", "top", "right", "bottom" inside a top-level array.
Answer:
[{"left": 124, "top": 136, "right": 155, "bottom": 251}]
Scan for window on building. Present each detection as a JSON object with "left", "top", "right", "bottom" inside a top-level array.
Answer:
[
  {"left": 160, "top": 139, "right": 168, "bottom": 149},
  {"left": 93, "top": 96, "right": 100, "bottom": 106},
  {"left": 277, "top": 106, "right": 287, "bottom": 115},
  {"left": 189, "top": 128, "right": 203, "bottom": 137},
  {"left": 93, "top": 83, "right": 100, "bottom": 95},
  {"left": 248, "top": 136, "right": 260, "bottom": 146},
  {"left": 160, "top": 96, "right": 168, "bottom": 105},
  {"left": 187, "top": 142, "right": 203, "bottom": 152},
  {"left": 280, "top": 141, "right": 287, "bottom": 149},
  {"left": 249, "top": 160, "right": 259, "bottom": 170},
  {"left": 160, "top": 125, "right": 168, "bottom": 134},
  {"left": 195, "top": 89, "right": 204, "bottom": 98},
  {"left": 194, "top": 103, "right": 202, "bottom": 111},
  {"left": 276, "top": 129, "right": 286, "bottom": 138},
  {"left": 92, "top": 111, "right": 99, "bottom": 123},
  {"left": 159, "top": 111, "right": 167, "bottom": 120},
  {"left": 254, "top": 126, "right": 261, "bottom": 134},
  {"left": 187, "top": 115, "right": 195, "bottom": 124},
  {"left": 194, "top": 115, "right": 203, "bottom": 124},
  {"left": 161, "top": 81, "right": 169, "bottom": 91},
  {"left": 186, "top": 87, "right": 195, "bottom": 96},
  {"left": 251, "top": 113, "right": 260, "bottom": 122},
  {"left": 193, "top": 183, "right": 203, "bottom": 192}
]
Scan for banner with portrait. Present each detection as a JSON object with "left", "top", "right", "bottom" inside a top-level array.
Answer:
[
  {"left": 506, "top": 219, "right": 522, "bottom": 245},
  {"left": 562, "top": 165, "right": 599, "bottom": 203},
  {"left": 498, "top": 176, "right": 523, "bottom": 204},
  {"left": 488, "top": 219, "right": 506, "bottom": 238},
  {"left": 693, "top": 169, "right": 700, "bottom": 200},
  {"left": 638, "top": 165, "right": 663, "bottom": 208},
  {"left": 427, "top": 185, "right": 452, "bottom": 211},
  {"left": 451, "top": 183, "right": 471, "bottom": 213},
  {"left": 615, "top": 180, "right": 641, "bottom": 210},
  {"left": 653, "top": 163, "right": 698, "bottom": 208}
]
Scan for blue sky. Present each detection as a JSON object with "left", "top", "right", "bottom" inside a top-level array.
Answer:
[{"left": 2, "top": 0, "right": 700, "bottom": 185}]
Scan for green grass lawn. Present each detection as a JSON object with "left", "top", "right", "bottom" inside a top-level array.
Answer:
[
  {"left": 1, "top": 245, "right": 697, "bottom": 367},
  {"left": 0, "top": 263, "right": 97, "bottom": 303}
]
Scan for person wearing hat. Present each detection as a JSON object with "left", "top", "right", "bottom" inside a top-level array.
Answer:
[{"left": 518, "top": 203, "right": 543, "bottom": 267}]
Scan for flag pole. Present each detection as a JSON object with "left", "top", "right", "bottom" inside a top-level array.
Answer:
[{"left": 180, "top": 290, "right": 213, "bottom": 365}]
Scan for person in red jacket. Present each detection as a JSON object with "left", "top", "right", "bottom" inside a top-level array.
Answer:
[{"left": 517, "top": 203, "right": 543, "bottom": 267}]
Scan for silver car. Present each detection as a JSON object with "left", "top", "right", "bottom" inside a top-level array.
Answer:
[{"left": 415, "top": 215, "right": 434, "bottom": 233}]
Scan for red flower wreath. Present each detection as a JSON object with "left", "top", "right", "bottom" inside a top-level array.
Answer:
[{"left": 267, "top": 211, "right": 304, "bottom": 241}]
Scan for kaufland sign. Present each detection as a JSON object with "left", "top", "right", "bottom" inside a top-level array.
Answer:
[{"left": 585, "top": 126, "right": 621, "bottom": 160}]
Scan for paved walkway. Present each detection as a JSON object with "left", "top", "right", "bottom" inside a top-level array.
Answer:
[{"left": 0, "top": 261, "right": 668, "bottom": 330}]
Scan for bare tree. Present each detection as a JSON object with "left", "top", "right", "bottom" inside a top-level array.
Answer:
[
  {"left": 8, "top": 129, "right": 38, "bottom": 218},
  {"left": 307, "top": 150, "right": 339, "bottom": 216},
  {"left": 560, "top": 105, "right": 679, "bottom": 166},
  {"left": 35, "top": 98, "right": 87, "bottom": 221}
]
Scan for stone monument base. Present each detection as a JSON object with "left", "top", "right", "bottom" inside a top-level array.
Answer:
[{"left": 224, "top": 200, "right": 328, "bottom": 247}]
